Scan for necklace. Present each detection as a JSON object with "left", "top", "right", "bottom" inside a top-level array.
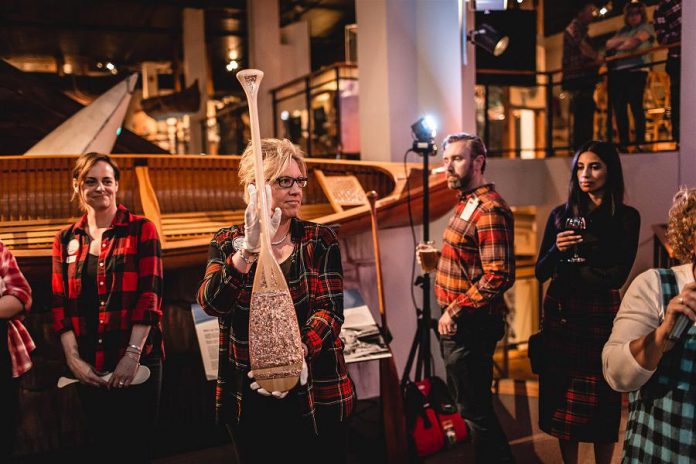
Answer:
[{"left": 271, "top": 231, "right": 289, "bottom": 246}]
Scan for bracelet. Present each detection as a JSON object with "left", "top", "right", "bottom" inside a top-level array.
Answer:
[
  {"left": 127, "top": 344, "right": 142, "bottom": 353},
  {"left": 238, "top": 248, "right": 258, "bottom": 265}
]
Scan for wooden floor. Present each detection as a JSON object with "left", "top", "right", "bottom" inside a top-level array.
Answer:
[
  {"left": 13, "top": 348, "right": 626, "bottom": 464},
  {"left": 150, "top": 348, "right": 627, "bottom": 464}
]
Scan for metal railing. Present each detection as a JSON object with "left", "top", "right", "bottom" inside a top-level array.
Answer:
[
  {"left": 270, "top": 62, "right": 358, "bottom": 159},
  {"left": 478, "top": 42, "right": 680, "bottom": 158}
]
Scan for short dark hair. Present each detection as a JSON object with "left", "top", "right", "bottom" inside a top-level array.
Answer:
[
  {"left": 442, "top": 132, "right": 487, "bottom": 174},
  {"left": 562, "top": 140, "right": 625, "bottom": 222}
]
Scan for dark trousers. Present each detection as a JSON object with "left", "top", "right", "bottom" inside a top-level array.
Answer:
[
  {"left": 0, "top": 322, "right": 19, "bottom": 460},
  {"left": 75, "top": 357, "right": 162, "bottom": 464},
  {"left": 666, "top": 58, "right": 680, "bottom": 142},
  {"left": 569, "top": 87, "right": 596, "bottom": 151},
  {"left": 440, "top": 312, "right": 514, "bottom": 464},
  {"left": 610, "top": 70, "right": 648, "bottom": 147},
  {"left": 234, "top": 379, "right": 347, "bottom": 464}
]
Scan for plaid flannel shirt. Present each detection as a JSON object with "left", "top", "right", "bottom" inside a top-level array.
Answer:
[
  {"left": 435, "top": 184, "right": 515, "bottom": 318},
  {"left": 197, "top": 218, "right": 354, "bottom": 429},
  {"left": 51, "top": 204, "right": 164, "bottom": 372},
  {"left": 0, "top": 241, "right": 35, "bottom": 377},
  {"left": 562, "top": 18, "right": 598, "bottom": 87},
  {"left": 653, "top": 0, "right": 681, "bottom": 59}
]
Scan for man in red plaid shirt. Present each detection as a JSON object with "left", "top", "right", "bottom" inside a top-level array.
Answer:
[
  {"left": 419, "top": 133, "right": 515, "bottom": 463},
  {"left": 1, "top": 240, "right": 35, "bottom": 459}
]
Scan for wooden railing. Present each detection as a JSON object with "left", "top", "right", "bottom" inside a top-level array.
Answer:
[{"left": 2, "top": 154, "right": 453, "bottom": 275}]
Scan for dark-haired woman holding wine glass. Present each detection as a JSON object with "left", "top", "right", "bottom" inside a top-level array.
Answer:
[{"left": 535, "top": 140, "right": 640, "bottom": 464}]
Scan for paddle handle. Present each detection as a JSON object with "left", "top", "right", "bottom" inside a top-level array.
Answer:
[
  {"left": 366, "top": 191, "right": 388, "bottom": 330},
  {"left": 237, "top": 69, "right": 274, "bottom": 286}
]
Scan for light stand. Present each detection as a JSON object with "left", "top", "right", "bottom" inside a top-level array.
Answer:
[{"left": 402, "top": 118, "right": 440, "bottom": 384}]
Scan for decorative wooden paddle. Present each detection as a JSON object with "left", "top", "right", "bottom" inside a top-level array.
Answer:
[
  {"left": 57, "top": 365, "right": 151, "bottom": 389},
  {"left": 367, "top": 191, "right": 409, "bottom": 463},
  {"left": 236, "top": 69, "right": 303, "bottom": 392}
]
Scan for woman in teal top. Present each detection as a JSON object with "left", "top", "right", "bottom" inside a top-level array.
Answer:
[{"left": 605, "top": 1, "right": 655, "bottom": 151}]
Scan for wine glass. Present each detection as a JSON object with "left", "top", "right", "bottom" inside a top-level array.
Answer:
[{"left": 564, "top": 217, "right": 587, "bottom": 263}]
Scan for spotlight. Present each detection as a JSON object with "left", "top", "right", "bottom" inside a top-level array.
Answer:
[
  {"left": 411, "top": 115, "right": 437, "bottom": 143},
  {"left": 280, "top": 110, "right": 289, "bottom": 121},
  {"left": 468, "top": 23, "right": 509, "bottom": 57}
]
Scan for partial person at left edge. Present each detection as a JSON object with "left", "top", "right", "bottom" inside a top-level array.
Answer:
[
  {"left": 51, "top": 152, "right": 164, "bottom": 464},
  {"left": 0, "top": 240, "right": 35, "bottom": 461}
]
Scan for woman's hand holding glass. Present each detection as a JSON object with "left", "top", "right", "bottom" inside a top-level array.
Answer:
[
  {"left": 555, "top": 230, "right": 583, "bottom": 252},
  {"left": 243, "top": 184, "right": 282, "bottom": 253}
]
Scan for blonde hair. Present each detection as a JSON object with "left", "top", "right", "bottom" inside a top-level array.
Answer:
[
  {"left": 666, "top": 187, "right": 696, "bottom": 264},
  {"left": 71, "top": 152, "right": 120, "bottom": 210},
  {"left": 237, "top": 138, "right": 307, "bottom": 203}
]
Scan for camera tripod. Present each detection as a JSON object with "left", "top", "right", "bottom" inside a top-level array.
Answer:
[{"left": 401, "top": 138, "right": 440, "bottom": 386}]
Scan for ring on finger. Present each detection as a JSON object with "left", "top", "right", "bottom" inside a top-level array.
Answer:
[{"left": 680, "top": 297, "right": 685, "bottom": 305}]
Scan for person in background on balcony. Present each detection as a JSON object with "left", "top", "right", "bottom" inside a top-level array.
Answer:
[
  {"left": 197, "top": 138, "right": 354, "bottom": 463},
  {"left": 605, "top": 1, "right": 655, "bottom": 152},
  {"left": 417, "top": 133, "right": 516, "bottom": 464},
  {"left": 603, "top": 187, "right": 696, "bottom": 462},
  {"left": 52, "top": 153, "right": 164, "bottom": 464},
  {"left": 535, "top": 141, "right": 640, "bottom": 464},
  {"left": 0, "top": 241, "right": 34, "bottom": 461},
  {"left": 563, "top": 2, "right": 601, "bottom": 151},
  {"left": 653, "top": 0, "right": 681, "bottom": 142}
]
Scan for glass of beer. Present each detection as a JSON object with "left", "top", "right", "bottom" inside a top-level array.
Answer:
[{"left": 418, "top": 241, "right": 440, "bottom": 273}]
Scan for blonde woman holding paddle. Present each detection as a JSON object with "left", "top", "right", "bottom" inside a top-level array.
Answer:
[{"left": 198, "top": 138, "right": 354, "bottom": 463}]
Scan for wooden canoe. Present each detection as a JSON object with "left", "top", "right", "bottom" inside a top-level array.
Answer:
[{"left": 0, "top": 154, "right": 456, "bottom": 276}]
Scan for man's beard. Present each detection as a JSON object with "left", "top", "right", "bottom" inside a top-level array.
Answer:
[{"left": 447, "top": 162, "right": 475, "bottom": 191}]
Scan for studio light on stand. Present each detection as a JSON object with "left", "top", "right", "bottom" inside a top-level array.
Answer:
[
  {"left": 402, "top": 116, "right": 439, "bottom": 384},
  {"left": 468, "top": 23, "right": 509, "bottom": 57}
]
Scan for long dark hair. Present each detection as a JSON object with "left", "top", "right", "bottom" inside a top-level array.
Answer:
[{"left": 561, "top": 140, "right": 625, "bottom": 224}]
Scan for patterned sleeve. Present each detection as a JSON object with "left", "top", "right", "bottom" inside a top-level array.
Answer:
[
  {"left": 51, "top": 230, "right": 72, "bottom": 334},
  {"left": 197, "top": 228, "right": 248, "bottom": 318},
  {"left": 653, "top": 2, "right": 680, "bottom": 46},
  {"left": 0, "top": 241, "right": 32, "bottom": 312},
  {"left": 302, "top": 226, "right": 344, "bottom": 359},
  {"left": 447, "top": 206, "right": 515, "bottom": 318},
  {"left": 131, "top": 219, "right": 163, "bottom": 325}
]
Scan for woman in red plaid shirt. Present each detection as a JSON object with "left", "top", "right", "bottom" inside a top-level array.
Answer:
[
  {"left": 52, "top": 153, "right": 163, "bottom": 463},
  {"left": 0, "top": 240, "right": 34, "bottom": 460},
  {"left": 198, "top": 139, "right": 354, "bottom": 463}
]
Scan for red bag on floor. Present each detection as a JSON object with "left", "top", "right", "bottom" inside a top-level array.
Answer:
[{"left": 404, "top": 377, "right": 469, "bottom": 457}]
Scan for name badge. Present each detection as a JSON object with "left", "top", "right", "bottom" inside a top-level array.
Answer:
[
  {"left": 67, "top": 239, "right": 80, "bottom": 256},
  {"left": 66, "top": 255, "right": 77, "bottom": 264},
  {"left": 460, "top": 196, "right": 480, "bottom": 221}
]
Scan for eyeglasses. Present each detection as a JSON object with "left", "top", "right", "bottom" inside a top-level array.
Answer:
[{"left": 274, "top": 176, "right": 308, "bottom": 189}]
